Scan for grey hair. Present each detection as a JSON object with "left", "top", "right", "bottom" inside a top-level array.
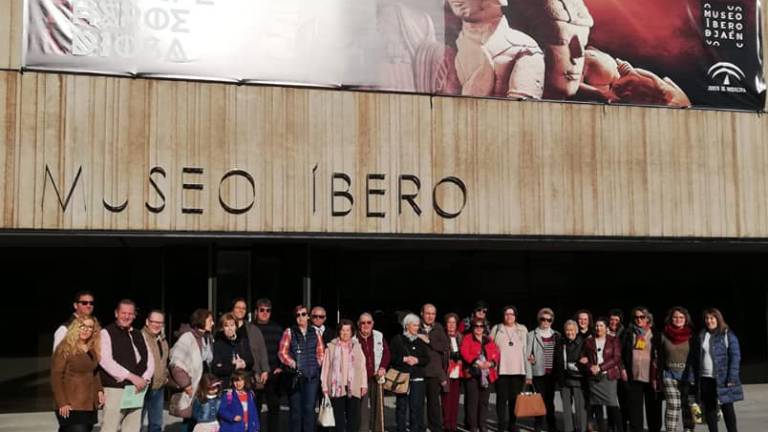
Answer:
[
  {"left": 538, "top": 307, "right": 555, "bottom": 321},
  {"left": 563, "top": 319, "right": 578, "bottom": 330},
  {"left": 402, "top": 313, "right": 420, "bottom": 329}
]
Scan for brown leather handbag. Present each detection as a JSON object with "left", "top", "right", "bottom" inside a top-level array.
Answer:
[
  {"left": 382, "top": 368, "right": 410, "bottom": 394},
  {"left": 514, "top": 384, "right": 547, "bottom": 418}
]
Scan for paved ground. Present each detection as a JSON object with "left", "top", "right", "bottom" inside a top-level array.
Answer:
[{"left": 1, "top": 384, "right": 766, "bottom": 431}]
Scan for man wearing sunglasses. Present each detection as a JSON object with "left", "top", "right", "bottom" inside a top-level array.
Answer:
[
  {"left": 231, "top": 298, "right": 271, "bottom": 389},
  {"left": 254, "top": 298, "right": 284, "bottom": 432},
  {"left": 53, "top": 290, "right": 96, "bottom": 351},
  {"left": 356, "top": 312, "right": 391, "bottom": 432},
  {"left": 458, "top": 300, "right": 490, "bottom": 335},
  {"left": 311, "top": 306, "right": 337, "bottom": 346}
]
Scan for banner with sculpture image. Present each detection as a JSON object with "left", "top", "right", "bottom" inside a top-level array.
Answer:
[{"left": 23, "top": 0, "right": 765, "bottom": 111}]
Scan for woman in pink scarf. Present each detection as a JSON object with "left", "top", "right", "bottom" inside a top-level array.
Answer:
[{"left": 321, "top": 319, "right": 368, "bottom": 432}]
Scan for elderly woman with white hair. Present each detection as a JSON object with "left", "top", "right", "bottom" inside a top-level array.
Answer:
[{"left": 389, "top": 313, "right": 431, "bottom": 432}]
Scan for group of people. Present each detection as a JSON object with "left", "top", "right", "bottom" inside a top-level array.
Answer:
[{"left": 51, "top": 292, "right": 743, "bottom": 432}]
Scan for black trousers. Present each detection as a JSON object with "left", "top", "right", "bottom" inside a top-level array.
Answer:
[
  {"left": 533, "top": 374, "right": 558, "bottom": 432},
  {"left": 533, "top": 374, "right": 557, "bottom": 432},
  {"left": 495, "top": 375, "right": 525, "bottom": 432},
  {"left": 626, "top": 381, "right": 662, "bottom": 432},
  {"left": 591, "top": 405, "right": 624, "bottom": 432},
  {"left": 617, "top": 380, "right": 631, "bottom": 432},
  {"left": 331, "top": 396, "right": 362, "bottom": 432},
  {"left": 701, "top": 377, "right": 738, "bottom": 432},
  {"left": 465, "top": 377, "right": 491, "bottom": 432},
  {"left": 425, "top": 377, "right": 444, "bottom": 432},
  {"left": 56, "top": 410, "right": 95, "bottom": 432},
  {"left": 257, "top": 372, "right": 283, "bottom": 432}
]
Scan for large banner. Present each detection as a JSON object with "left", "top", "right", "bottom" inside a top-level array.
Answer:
[{"left": 23, "top": 0, "right": 766, "bottom": 111}]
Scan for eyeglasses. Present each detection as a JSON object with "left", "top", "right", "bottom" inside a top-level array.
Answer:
[
  {"left": 148, "top": 320, "right": 164, "bottom": 325},
  {"left": 475, "top": 308, "right": 488, "bottom": 313},
  {"left": 311, "top": 315, "right": 326, "bottom": 319},
  {"left": 259, "top": 308, "right": 271, "bottom": 312},
  {"left": 472, "top": 324, "right": 485, "bottom": 328},
  {"left": 634, "top": 315, "right": 647, "bottom": 320},
  {"left": 78, "top": 301, "right": 95, "bottom": 306},
  {"left": 359, "top": 321, "right": 372, "bottom": 325},
  {"left": 296, "top": 312, "right": 308, "bottom": 317},
  {"left": 539, "top": 317, "right": 553, "bottom": 323}
]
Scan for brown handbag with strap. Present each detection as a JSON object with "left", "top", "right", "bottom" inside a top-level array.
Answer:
[
  {"left": 514, "top": 383, "right": 547, "bottom": 418},
  {"left": 382, "top": 368, "right": 410, "bottom": 394}
]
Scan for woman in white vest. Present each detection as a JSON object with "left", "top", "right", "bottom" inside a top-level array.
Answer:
[
  {"left": 169, "top": 309, "right": 214, "bottom": 432},
  {"left": 355, "top": 312, "right": 391, "bottom": 432}
]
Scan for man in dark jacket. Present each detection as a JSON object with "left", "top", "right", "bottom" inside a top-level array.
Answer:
[
  {"left": 311, "top": 306, "right": 336, "bottom": 345},
  {"left": 231, "top": 298, "right": 271, "bottom": 384},
  {"left": 419, "top": 303, "right": 449, "bottom": 432},
  {"left": 254, "top": 298, "right": 284, "bottom": 432}
]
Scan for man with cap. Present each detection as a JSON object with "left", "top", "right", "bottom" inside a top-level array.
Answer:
[{"left": 459, "top": 300, "right": 491, "bottom": 334}]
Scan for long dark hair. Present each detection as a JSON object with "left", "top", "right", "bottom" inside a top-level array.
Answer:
[
  {"left": 195, "top": 373, "right": 220, "bottom": 403},
  {"left": 702, "top": 308, "right": 729, "bottom": 333}
]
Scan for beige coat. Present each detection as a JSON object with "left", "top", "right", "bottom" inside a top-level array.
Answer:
[{"left": 321, "top": 338, "right": 368, "bottom": 399}]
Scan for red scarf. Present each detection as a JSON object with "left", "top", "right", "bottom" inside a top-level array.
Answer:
[{"left": 664, "top": 324, "right": 692, "bottom": 345}]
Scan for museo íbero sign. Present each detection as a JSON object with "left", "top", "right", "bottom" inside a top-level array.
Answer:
[
  {"left": 23, "top": 0, "right": 766, "bottom": 111},
  {"left": 41, "top": 164, "right": 469, "bottom": 220}
]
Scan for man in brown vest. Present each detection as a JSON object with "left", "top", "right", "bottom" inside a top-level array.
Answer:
[
  {"left": 99, "top": 299, "right": 155, "bottom": 432},
  {"left": 141, "top": 310, "right": 169, "bottom": 432}
]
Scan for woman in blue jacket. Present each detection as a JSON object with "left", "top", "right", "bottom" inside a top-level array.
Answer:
[
  {"left": 219, "top": 371, "right": 260, "bottom": 432},
  {"left": 691, "top": 308, "right": 742, "bottom": 432}
]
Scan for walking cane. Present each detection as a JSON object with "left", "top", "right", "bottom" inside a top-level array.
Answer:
[{"left": 376, "top": 379, "right": 385, "bottom": 432}]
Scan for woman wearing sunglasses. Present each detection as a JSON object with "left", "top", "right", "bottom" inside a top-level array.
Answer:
[
  {"left": 525, "top": 308, "right": 561, "bottom": 432},
  {"left": 278, "top": 305, "right": 325, "bottom": 432},
  {"left": 621, "top": 306, "right": 663, "bottom": 432},
  {"left": 51, "top": 316, "right": 105, "bottom": 432},
  {"left": 461, "top": 318, "right": 500, "bottom": 432}
]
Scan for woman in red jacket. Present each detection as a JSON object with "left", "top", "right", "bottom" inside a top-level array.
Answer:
[
  {"left": 581, "top": 317, "right": 624, "bottom": 432},
  {"left": 460, "top": 319, "right": 500, "bottom": 432}
]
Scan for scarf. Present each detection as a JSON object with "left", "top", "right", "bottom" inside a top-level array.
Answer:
[
  {"left": 664, "top": 324, "right": 692, "bottom": 345},
  {"left": 631, "top": 323, "right": 650, "bottom": 336},
  {"left": 330, "top": 339, "right": 355, "bottom": 398}
]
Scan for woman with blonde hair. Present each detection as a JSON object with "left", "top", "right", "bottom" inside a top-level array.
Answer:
[{"left": 51, "top": 316, "right": 105, "bottom": 432}]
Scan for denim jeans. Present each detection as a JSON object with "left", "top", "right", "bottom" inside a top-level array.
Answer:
[
  {"left": 142, "top": 388, "right": 165, "bottom": 432},
  {"left": 395, "top": 380, "right": 425, "bottom": 432},
  {"left": 289, "top": 376, "right": 320, "bottom": 432}
]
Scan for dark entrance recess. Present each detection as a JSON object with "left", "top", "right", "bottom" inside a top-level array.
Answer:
[{"left": 0, "top": 234, "right": 766, "bottom": 414}]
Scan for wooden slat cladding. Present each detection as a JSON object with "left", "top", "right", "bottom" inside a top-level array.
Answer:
[
  {"left": 1, "top": 70, "right": 768, "bottom": 237},
  {"left": 0, "top": 0, "right": 21, "bottom": 70}
]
